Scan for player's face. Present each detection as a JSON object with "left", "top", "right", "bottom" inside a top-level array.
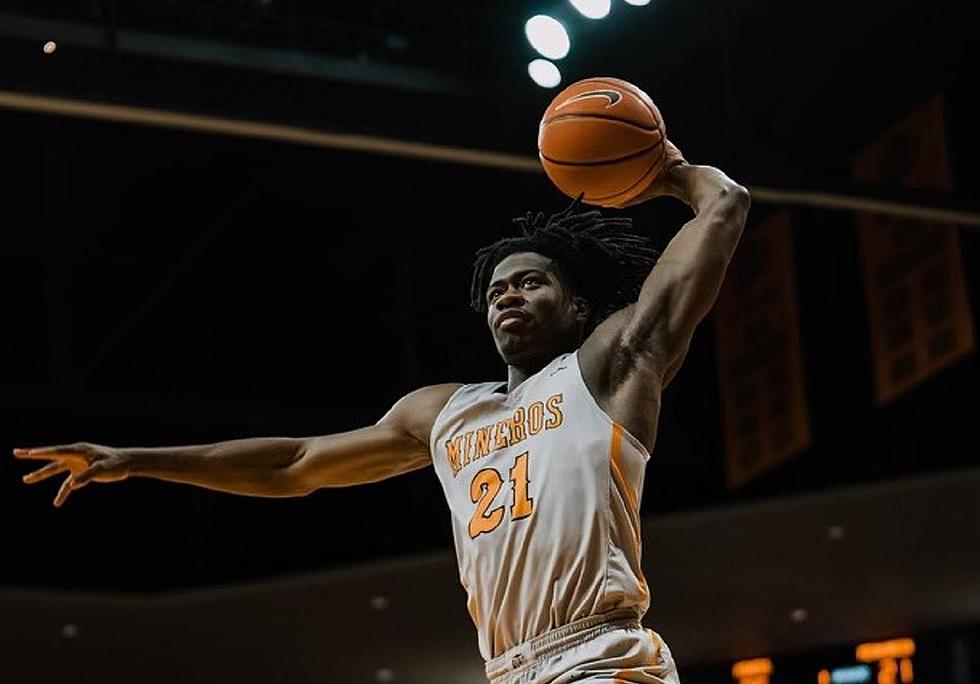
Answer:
[{"left": 486, "top": 252, "right": 586, "bottom": 366}]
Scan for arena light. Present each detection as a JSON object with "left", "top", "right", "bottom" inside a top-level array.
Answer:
[
  {"left": 856, "top": 638, "right": 916, "bottom": 662},
  {"left": 623, "top": 0, "right": 651, "bottom": 5},
  {"left": 568, "top": 0, "right": 611, "bottom": 19},
  {"left": 830, "top": 666, "right": 872, "bottom": 684},
  {"left": 525, "top": 15, "right": 570, "bottom": 60},
  {"left": 732, "top": 658, "right": 773, "bottom": 679},
  {"left": 528, "top": 59, "right": 561, "bottom": 88}
]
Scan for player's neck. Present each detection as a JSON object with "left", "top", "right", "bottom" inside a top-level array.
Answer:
[
  {"left": 504, "top": 354, "right": 556, "bottom": 393},
  {"left": 505, "top": 365, "right": 534, "bottom": 393}
]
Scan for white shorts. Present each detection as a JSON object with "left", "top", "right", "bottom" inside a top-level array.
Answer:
[{"left": 485, "top": 609, "right": 681, "bottom": 684}]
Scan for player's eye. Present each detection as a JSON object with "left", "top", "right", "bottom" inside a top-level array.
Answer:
[
  {"left": 487, "top": 290, "right": 501, "bottom": 303},
  {"left": 522, "top": 277, "right": 541, "bottom": 287}
]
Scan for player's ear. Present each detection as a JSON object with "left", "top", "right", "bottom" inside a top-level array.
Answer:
[{"left": 572, "top": 296, "right": 590, "bottom": 324}]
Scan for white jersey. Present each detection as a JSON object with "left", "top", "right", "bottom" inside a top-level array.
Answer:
[{"left": 429, "top": 350, "right": 651, "bottom": 661}]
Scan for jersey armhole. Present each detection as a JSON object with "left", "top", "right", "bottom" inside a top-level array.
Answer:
[{"left": 571, "top": 350, "right": 652, "bottom": 462}]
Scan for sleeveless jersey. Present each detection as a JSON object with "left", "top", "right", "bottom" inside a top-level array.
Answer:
[{"left": 429, "top": 350, "right": 651, "bottom": 661}]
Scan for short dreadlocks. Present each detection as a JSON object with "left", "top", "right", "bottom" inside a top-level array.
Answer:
[{"left": 470, "top": 197, "right": 660, "bottom": 330}]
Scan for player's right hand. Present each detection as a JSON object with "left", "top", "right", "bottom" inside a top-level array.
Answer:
[
  {"left": 13, "top": 442, "right": 131, "bottom": 508},
  {"left": 617, "top": 140, "right": 688, "bottom": 207}
]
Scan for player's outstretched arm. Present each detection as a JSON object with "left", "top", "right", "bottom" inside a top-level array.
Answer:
[{"left": 14, "top": 383, "right": 462, "bottom": 507}]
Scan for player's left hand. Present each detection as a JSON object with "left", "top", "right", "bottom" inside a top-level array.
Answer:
[{"left": 617, "top": 139, "right": 687, "bottom": 207}]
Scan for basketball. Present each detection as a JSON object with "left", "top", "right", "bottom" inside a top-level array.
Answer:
[{"left": 538, "top": 77, "right": 667, "bottom": 208}]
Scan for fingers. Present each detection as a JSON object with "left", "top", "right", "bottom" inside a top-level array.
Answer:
[
  {"left": 13, "top": 445, "right": 83, "bottom": 461},
  {"left": 54, "top": 474, "right": 76, "bottom": 508},
  {"left": 661, "top": 139, "right": 687, "bottom": 170},
  {"left": 22, "top": 461, "right": 71, "bottom": 484}
]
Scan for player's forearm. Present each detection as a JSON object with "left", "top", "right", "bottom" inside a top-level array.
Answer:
[
  {"left": 124, "top": 437, "right": 306, "bottom": 497},
  {"left": 654, "top": 165, "right": 749, "bottom": 273}
]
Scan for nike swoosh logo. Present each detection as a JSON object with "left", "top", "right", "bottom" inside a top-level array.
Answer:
[
  {"left": 555, "top": 89, "right": 622, "bottom": 110},
  {"left": 549, "top": 365, "right": 568, "bottom": 376}
]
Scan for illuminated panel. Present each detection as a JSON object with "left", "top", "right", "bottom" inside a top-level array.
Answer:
[
  {"left": 831, "top": 665, "right": 872, "bottom": 683},
  {"left": 732, "top": 658, "right": 773, "bottom": 678},
  {"left": 732, "top": 658, "right": 773, "bottom": 684},
  {"left": 900, "top": 658, "right": 913, "bottom": 683},
  {"left": 878, "top": 658, "right": 898, "bottom": 684},
  {"left": 856, "top": 639, "right": 916, "bottom": 662}
]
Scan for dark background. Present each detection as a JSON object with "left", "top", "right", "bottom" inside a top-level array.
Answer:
[{"left": 0, "top": 0, "right": 977, "bottom": 680}]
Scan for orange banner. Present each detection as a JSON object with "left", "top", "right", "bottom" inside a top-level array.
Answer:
[
  {"left": 714, "top": 211, "right": 810, "bottom": 488},
  {"left": 852, "top": 96, "right": 975, "bottom": 404}
]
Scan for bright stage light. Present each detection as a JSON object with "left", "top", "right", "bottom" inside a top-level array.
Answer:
[
  {"left": 568, "top": 0, "right": 611, "bottom": 19},
  {"left": 528, "top": 59, "right": 561, "bottom": 88},
  {"left": 525, "top": 15, "right": 570, "bottom": 60}
]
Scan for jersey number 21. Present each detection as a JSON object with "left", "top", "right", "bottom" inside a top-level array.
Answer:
[{"left": 468, "top": 451, "right": 533, "bottom": 538}]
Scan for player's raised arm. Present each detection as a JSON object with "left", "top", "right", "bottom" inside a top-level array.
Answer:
[
  {"left": 13, "top": 383, "right": 462, "bottom": 507},
  {"left": 617, "top": 148, "right": 750, "bottom": 385}
]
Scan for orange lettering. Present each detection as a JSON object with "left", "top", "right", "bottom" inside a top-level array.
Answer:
[
  {"left": 462, "top": 431, "right": 474, "bottom": 466},
  {"left": 445, "top": 436, "right": 464, "bottom": 476},
  {"left": 493, "top": 421, "right": 509, "bottom": 451},
  {"left": 528, "top": 401, "right": 545, "bottom": 435},
  {"left": 546, "top": 393, "right": 564, "bottom": 428},
  {"left": 475, "top": 426, "right": 492, "bottom": 458},
  {"left": 509, "top": 407, "right": 527, "bottom": 444}
]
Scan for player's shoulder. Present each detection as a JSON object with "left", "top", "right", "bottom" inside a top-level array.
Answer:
[
  {"left": 393, "top": 383, "right": 465, "bottom": 415},
  {"left": 383, "top": 383, "right": 465, "bottom": 444},
  {"left": 405, "top": 383, "right": 466, "bottom": 407}
]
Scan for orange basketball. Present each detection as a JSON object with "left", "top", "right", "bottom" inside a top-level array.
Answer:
[{"left": 538, "top": 77, "right": 667, "bottom": 207}]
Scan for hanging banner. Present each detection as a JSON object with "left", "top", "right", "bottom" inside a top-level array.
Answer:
[
  {"left": 714, "top": 211, "right": 811, "bottom": 488},
  {"left": 852, "top": 96, "right": 975, "bottom": 404}
]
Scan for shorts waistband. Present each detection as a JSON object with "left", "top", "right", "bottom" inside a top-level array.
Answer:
[{"left": 485, "top": 608, "right": 641, "bottom": 682}]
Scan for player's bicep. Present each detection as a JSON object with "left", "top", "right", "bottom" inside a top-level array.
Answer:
[
  {"left": 287, "top": 422, "right": 429, "bottom": 493},
  {"left": 287, "top": 383, "right": 462, "bottom": 493}
]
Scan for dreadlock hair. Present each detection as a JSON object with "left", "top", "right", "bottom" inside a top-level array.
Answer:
[{"left": 470, "top": 196, "right": 660, "bottom": 332}]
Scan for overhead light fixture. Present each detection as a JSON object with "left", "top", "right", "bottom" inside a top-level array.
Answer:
[
  {"left": 623, "top": 0, "right": 651, "bottom": 5},
  {"left": 569, "top": 0, "right": 611, "bottom": 19},
  {"left": 525, "top": 15, "right": 570, "bottom": 60},
  {"left": 528, "top": 59, "right": 561, "bottom": 88}
]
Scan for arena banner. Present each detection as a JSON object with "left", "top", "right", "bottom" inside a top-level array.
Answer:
[
  {"left": 852, "top": 96, "right": 975, "bottom": 404},
  {"left": 714, "top": 211, "right": 811, "bottom": 488}
]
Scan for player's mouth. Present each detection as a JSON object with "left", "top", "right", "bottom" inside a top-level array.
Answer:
[{"left": 497, "top": 311, "right": 531, "bottom": 330}]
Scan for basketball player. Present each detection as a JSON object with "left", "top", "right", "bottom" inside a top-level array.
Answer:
[{"left": 15, "top": 139, "right": 749, "bottom": 683}]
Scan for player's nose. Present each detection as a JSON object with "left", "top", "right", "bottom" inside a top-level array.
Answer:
[{"left": 495, "top": 287, "right": 525, "bottom": 309}]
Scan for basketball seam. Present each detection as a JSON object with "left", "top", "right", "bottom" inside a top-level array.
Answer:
[
  {"left": 541, "top": 139, "right": 664, "bottom": 167},
  {"left": 588, "top": 143, "right": 667, "bottom": 203},
  {"left": 542, "top": 112, "right": 661, "bottom": 132}
]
